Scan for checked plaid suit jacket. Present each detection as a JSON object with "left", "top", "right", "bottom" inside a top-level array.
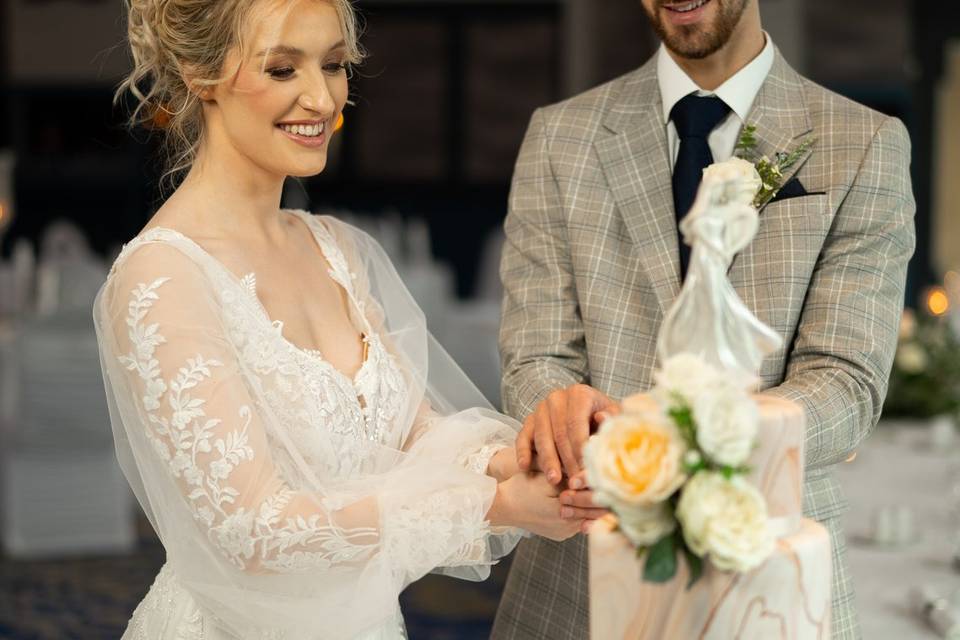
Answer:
[{"left": 492, "top": 49, "right": 915, "bottom": 640}]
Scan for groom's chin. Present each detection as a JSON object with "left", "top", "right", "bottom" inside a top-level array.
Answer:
[{"left": 645, "top": 0, "right": 748, "bottom": 61}]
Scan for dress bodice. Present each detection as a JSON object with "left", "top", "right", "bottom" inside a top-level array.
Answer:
[{"left": 116, "top": 211, "right": 409, "bottom": 483}]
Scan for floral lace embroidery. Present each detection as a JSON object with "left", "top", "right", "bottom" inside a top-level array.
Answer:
[
  {"left": 458, "top": 443, "right": 509, "bottom": 476},
  {"left": 385, "top": 488, "right": 490, "bottom": 578},
  {"left": 119, "top": 276, "right": 378, "bottom": 572}
]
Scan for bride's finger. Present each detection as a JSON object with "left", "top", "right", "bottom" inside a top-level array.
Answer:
[
  {"left": 567, "top": 469, "right": 589, "bottom": 490},
  {"left": 516, "top": 417, "right": 535, "bottom": 471},
  {"left": 559, "top": 489, "right": 601, "bottom": 509},
  {"left": 560, "top": 506, "right": 607, "bottom": 520}
]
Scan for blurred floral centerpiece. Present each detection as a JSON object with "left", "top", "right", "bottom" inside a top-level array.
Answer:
[{"left": 883, "top": 290, "right": 960, "bottom": 423}]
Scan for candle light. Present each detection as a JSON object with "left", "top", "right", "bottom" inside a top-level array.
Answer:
[{"left": 927, "top": 286, "right": 950, "bottom": 317}]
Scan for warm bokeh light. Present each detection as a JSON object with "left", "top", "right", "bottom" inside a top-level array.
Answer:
[
  {"left": 946, "top": 270, "right": 960, "bottom": 292},
  {"left": 0, "top": 203, "right": 5, "bottom": 223},
  {"left": 335, "top": 112, "right": 345, "bottom": 132},
  {"left": 926, "top": 286, "right": 950, "bottom": 316}
]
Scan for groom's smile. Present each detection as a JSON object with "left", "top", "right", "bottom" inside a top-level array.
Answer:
[
  {"left": 643, "top": 0, "right": 750, "bottom": 60},
  {"left": 662, "top": 0, "right": 714, "bottom": 27}
]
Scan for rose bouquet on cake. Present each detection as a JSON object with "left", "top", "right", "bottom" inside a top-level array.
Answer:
[
  {"left": 584, "top": 354, "right": 773, "bottom": 585},
  {"left": 584, "top": 156, "right": 786, "bottom": 586}
]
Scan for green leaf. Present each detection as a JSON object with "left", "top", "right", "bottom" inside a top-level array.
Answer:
[
  {"left": 683, "top": 544, "right": 704, "bottom": 589},
  {"left": 643, "top": 534, "right": 678, "bottom": 583},
  {"left": 668, "top": 406, "right": 698, "bottom": 448}
]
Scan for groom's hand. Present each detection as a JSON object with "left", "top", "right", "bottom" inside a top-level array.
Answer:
[{"left": 516, "top": 384, "right": 619, "bottom": 484}]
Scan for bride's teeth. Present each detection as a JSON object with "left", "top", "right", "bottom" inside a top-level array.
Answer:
[{"left": 280, "top": 123, "right": 324, "bottom": 137}]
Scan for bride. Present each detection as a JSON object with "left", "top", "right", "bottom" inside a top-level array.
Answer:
[{"left": 95, "top": 0, "right": 584, "bottom": 638}]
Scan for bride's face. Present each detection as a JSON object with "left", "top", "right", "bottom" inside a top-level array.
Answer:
[{"left": 202, "top": 0, "right": 349, "bottom": 178}]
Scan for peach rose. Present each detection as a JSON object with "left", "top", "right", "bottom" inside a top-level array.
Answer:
[{"left": 584, "top": 413, "right": 688, "bottom": 510}]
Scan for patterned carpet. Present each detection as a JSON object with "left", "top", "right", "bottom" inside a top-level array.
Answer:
[{"left": 0, "top": 513, "right": 510, "bottom": 639}]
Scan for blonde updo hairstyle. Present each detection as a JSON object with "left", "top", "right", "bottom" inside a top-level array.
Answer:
[{"left": 116, "top": 0, "right": 363, "bottom": 184}]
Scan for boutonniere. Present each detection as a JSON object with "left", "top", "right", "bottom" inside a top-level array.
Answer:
[{"left": 734, "top": 124, "right": 816, "bottom": 208}]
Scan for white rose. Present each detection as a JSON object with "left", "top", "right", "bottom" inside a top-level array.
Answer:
[
  {"left": 896, "top": 342, "right": 927, "bottom": 374},
  {"left": 676, "top": 472, "right": 773, "bottom": 573},
  {"left": 615, "top": 502, "right": 677, "bottom": 547},
  {"left": 701, "top": 157, "right": 762, "bottom": 206},
  {"left": 692, "top": 386, "right": 758, "bottom": 467},
  {"left": 584, "top": 413, "right": 688, "bottom": 509},
  {"left": 652, "top": 353, "right": 725, "bottom": 409}
]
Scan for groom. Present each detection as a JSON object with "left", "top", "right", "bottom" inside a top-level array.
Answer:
[{"left": 492, "top": 1, "right": 915, "bottom": 638}]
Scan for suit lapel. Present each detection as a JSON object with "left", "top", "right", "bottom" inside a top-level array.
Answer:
[
  {"left": 595, "top": 51, "right": 814, "bottom": 312},
  {"left": 595, "top": 59, "right": 681, "bottom": 314},
  {"left": 745, "top": 51, "right": 815, "bottom": 214},
  {"left": 729, "top": 51, "right": 815, "bottom": 286}
]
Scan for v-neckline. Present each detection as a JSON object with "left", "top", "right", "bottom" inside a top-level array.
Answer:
[{"left": 131, "top": 211, "right": 375, "bottom": 387}]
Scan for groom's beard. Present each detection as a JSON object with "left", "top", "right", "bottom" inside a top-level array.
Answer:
[{"left": 642, "top": 0, "right": 749, "bottom": 60}]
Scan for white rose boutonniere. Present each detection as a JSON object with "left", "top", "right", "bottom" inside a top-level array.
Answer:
[
  {"left": 734, "top": 123, "right": 816, "bottom": 208},
  {"left": 700, "top": 157, "right": 762, "bottom": 207}
]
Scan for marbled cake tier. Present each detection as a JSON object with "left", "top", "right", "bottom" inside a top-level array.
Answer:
[{"left": 589, "top": 516, "right": 831, "bottom": 640}]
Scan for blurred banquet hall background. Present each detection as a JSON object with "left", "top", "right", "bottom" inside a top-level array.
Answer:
[{"left": 0, "top": 0, "right": 959, "bottom": 638}]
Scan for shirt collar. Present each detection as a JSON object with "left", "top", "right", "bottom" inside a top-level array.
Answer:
[{"left": 658, "top": 32, "right": 775, "bottom": 124}]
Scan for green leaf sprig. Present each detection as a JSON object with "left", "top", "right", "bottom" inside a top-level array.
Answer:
[{"left": 735, "top": 124, "right": 816, "bottom": 208}]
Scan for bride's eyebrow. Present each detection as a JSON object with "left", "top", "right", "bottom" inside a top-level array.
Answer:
[
  {"left": 255, "top": 40, "right": 347, "bottom": 58},
  {"left": 255, "top": 45, "right": 304, "bottom": 58}
]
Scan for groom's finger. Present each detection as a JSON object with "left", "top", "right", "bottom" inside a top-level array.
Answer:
[
  {"left": 565, "top": 388, "right": 599, "bottom": 474},
  {"left": 549, "top": 392, "right": 580, "bottom": 479},
  {"left": 533, "top": 405, "right": 562, "bottom": 484},
  {"left": 516, "top": 417, "right": 535, "bottom": 471}
]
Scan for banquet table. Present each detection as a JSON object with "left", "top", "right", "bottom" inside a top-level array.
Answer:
[{"left": 838, "top": 422, "right": 960, "bottom": 639}]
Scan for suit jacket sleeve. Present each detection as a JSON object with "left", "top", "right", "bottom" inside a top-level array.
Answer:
[
  {"left": 763, "top": 116, "right": 916, "bottom": 469},
  {"left": 499, "top": 108, "right": 590, "bottom": 421}
]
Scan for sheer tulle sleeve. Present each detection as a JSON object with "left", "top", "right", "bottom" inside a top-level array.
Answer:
[
  {"left": 317, "top": 215, "right": 524, "bottom": 577},
  {"left": 96, "top": 240, "right": 514, "bottom": 639}
]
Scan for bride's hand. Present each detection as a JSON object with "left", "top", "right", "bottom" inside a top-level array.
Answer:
[
  {"left": 487, "top": 472, "right": 582, "bottom": 542},
  {"left": 486, "top": 447, "right": 538, "bottom": 482}
]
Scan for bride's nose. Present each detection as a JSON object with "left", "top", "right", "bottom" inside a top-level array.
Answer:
[{"left": 297, "top": 77, "right": 336, "bottom": 118}]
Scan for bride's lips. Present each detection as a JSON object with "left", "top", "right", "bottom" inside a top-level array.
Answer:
[
  {"left": 276, "top": 119, "right": 328, "bottom": 149},
  {"left": 662, "top": 0, "right": 713, "bottom": 26}
]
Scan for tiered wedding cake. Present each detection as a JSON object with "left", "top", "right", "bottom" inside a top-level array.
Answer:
[
  {"left": 589, "top": 394, "right": 832, "bottom": 639},
  {"left": 586, "top": 158, "right": 832, "bottom": 639}
]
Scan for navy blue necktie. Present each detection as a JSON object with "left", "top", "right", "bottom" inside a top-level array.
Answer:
[{"left": 670, "top": 94, "right": 731, "bottom": 280}]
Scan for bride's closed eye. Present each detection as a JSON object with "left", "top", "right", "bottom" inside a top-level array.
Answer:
[
  {"left": 266, "top": 62, "right": 348, "bottom": 81},
  {"left": 267, "top": 66, "right": 296, "bottom": 80},
  {"left": 322, "top": 61, "right": 348, "bottom": 75}
]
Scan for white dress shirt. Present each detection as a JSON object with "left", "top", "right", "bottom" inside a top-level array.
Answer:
[{"left": 658, "top": 33, "right": 775, "bottom": 168}]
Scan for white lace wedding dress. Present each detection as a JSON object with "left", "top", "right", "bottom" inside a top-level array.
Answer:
[{"left": 94, "top": 211, "right": 522, "bottom": 639}]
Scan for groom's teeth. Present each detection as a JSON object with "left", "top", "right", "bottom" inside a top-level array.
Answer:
[{"left": 669, "top": 0, "right": 708, "bottom": 11}]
